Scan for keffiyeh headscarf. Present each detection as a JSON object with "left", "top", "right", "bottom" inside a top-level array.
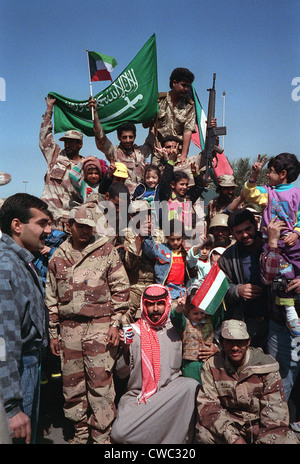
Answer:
[{"left": 135, "top": 284, "right": 171, "bottom": 404}]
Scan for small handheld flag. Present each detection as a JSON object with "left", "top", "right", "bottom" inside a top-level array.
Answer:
[
  {"left": 88, "top": 51, "right": 117, "bottom": 82},
  {"left": 191, "top": 263, "right": 229, "bottom": 315}
]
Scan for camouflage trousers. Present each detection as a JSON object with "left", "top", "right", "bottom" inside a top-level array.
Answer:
[
  {"left": 195, "top": 423, "right": 299, "bottom": 445},
  {"left": 60, "top": 318, "right": 118, "bottom": 444}
]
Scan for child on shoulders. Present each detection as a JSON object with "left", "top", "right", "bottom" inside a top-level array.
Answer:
[{"left": 243, "top": 152, "right": 300, "bottom": 336}]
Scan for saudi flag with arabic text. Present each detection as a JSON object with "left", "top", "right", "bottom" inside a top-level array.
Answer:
[{"left": 49, "top": 34, "right": 158, "bottom": 136}]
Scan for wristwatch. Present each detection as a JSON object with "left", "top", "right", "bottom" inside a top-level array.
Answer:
[{"left": 110, "top": 320, "right": 121, "bottom": 329}]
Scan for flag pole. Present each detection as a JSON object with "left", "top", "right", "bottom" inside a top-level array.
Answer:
[
  {"left": 222, "top": 90, "right": 226, "bottom": 150},
  {"left": 86, "top": 49, "right": 94, "bottom": 121}
]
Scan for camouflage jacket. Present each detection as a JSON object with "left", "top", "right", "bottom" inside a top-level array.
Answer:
[
  {"left": 207, "top": 197, "right": 228, "bottom": 221},
  {"left": 39, "top": 110, "right": 83, "bottom": 230},
  {"left": 122, "top": 226, "right": 165, "bottom": 287},
  {"left": 95, "top": 128, "right": 154, "bottom": 195},
  {"left": 207, "top": 196, "right": 244, "bottom": 226},
  {"left": 151, "top": 92, "right": 196, "bottom": 165},
  {"left": 84, "top": 194, "right": 126, "bottom": 245},
  {"left": 45, "top": 234, "right": 130, "bottom": 338},
  {"left": 197, "top": 347, "right": 294, "bottom": 444}
]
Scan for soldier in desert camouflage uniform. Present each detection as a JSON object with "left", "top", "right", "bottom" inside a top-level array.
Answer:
[
  {"left": 196, "top": 319, "right": 299, "bottom": 444},
  {"left": 88, "top": 97, "right": 154, "bottom": 196},
  {"left": 45, "top": 205, "right": 130, "bottom": 444},
  {"left": 148, "top": 67, "right": 196, "bottom": 167},
  {"left": 206, "top": 174, "right": 240, "bottom": 227},
  {"left": 39, "top": 96, "right": 84, "bottom": 231}
]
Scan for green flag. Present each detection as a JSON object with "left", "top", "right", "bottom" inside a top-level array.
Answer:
[{"left": 48, "top": 34, "right": 158, "bottom": 136}]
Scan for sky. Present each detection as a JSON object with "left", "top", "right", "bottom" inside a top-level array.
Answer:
[{"left": 0, "top": 0, "right": 299, "bottom": 199}]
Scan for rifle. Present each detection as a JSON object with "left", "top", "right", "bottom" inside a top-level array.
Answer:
[{"left": 203, "top": 73, "right": 226, "bottom": 183}]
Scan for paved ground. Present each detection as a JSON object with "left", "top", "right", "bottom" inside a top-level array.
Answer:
[
  {"left": 36, "top": 376, "right": 72, "bottom": 444},
  {"left": 36, "top": 372, "right": 300, "bottom": 445},
  {"left": 37, "top": 425, "right": 68, "bottom": 444}
]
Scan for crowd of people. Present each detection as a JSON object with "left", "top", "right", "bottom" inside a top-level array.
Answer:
[{"left": 0, "top": 67, "right": 300, "bottom": 445}]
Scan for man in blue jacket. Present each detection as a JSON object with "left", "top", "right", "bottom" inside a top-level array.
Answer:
[{"left": 0, "top": 193, "right": 51, "bottom": 444}]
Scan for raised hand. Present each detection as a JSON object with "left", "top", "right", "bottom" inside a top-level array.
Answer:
[
  {"left": 45, "top": 95, "right": 56, "bottom": 110},
  {"left": 250, "top": 154, "right": 268, "bottom": 182}
]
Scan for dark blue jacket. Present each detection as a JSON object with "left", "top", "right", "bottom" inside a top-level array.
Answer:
[{"left": 0, "top": 234, "right": 47, "bottom": 418}]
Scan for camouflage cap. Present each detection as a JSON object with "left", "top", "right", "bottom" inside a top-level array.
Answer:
[
  {"left": 68, "top": 205, "right": 95, "bottom": 227},
  {"left": 221, "top": 319, "right": 250, "bottom": 340},
  {"left": 217, "top": 174, "right": 237, "bottom": 188},
  {"left": 59, "top": 130, "right": 83, "bottom": 142},
  {"left": 209, "top": 213, "right": 229, "bottom": 230}
]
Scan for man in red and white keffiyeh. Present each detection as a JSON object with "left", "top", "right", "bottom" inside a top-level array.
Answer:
[
  {"left": 133, "top": 284, "right": 171, "bottom": 404},
  {"left": 111, "top": 283, "right": 199, "bottom": 444}
]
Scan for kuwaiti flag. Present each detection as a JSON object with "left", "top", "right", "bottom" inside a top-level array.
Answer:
[
  {"left": 190, "top": 83, "right": 207, "bottom": 150},
  {"left": 192, "top": 263, "right": 229, "bottom": 315},
  {"left": 88, "top": 51, "right": 117, "bottom": 82}
]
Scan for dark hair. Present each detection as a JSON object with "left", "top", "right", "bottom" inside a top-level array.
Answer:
[
  {"left": 67, "top": 218, "right": 75, "bottom": 226},
  {"left": 161, "top": 135, "right": 181, "bottom": 147},
  {"left": 172, "top": 170, "right": 189, "bottom": 184},
  {"left": 185, "top": 285, "right": 198, "bottom": 312},
  {"left": 107, "top": 182, "right": 130, "bottom": 202},
  {"left": 144, "top": 164, "right": 161, "bottom": 183},
  {"left": 0, "top": 193, "right": 50, "bottom": 236},
  {"left": 169, "top": 68, "right": 195, "bottom": 88},
  {"left": 268, "top": 153, "right": 300, "bottom": 183},
  {"left": 202, "top": 235, "right": 214, "bottom": 248},
  {"left": 227, "top": 208, "right": 256, "bottom": 231},
  {"left": 117, "top": 122, "right": 136, "bottom": 137},
  {"left": 47, "top": 210, "right": 54, "bottom": 223}
]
